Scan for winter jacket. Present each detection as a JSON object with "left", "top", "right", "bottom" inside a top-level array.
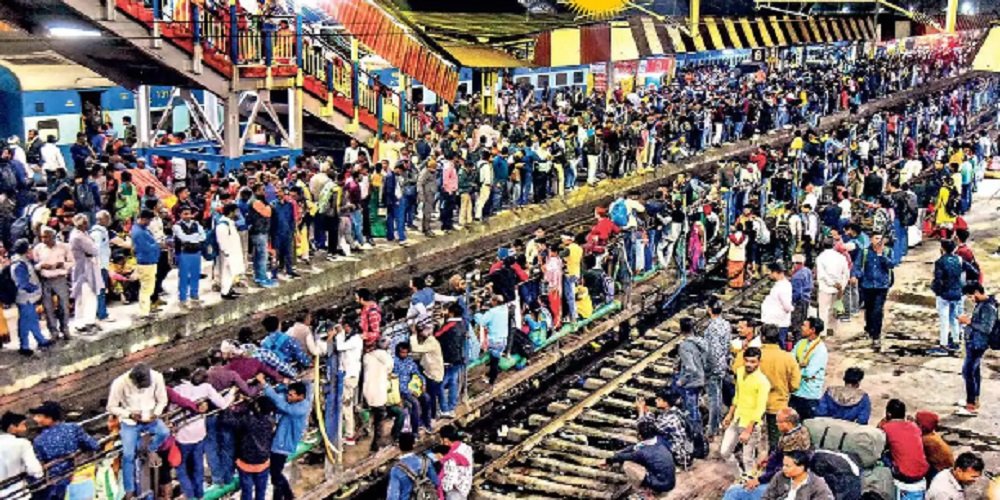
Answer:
[
  {"left": 607, "top": 436, "right": 676, "bottom": 493},
  {"left": 435, "top": 318, "right": 466, "bottom": 365},
  {"left": 676, "top": 336, "right": 706, "bottom": 389},
  {"left": 130, "top": 223, "right": 160, "bottom": 265},
  {"left": 762, "top": 472, "right": 834, "bottom": 500},
  {"left": 270, "top": 200, "right": 295, "bottom": 240},
  {"left": 965, "top": 297, "right": 997, "bottom": 351},
  {"left": 851, "top": 246, "right": 895, "bottom": 290},
  {"left": 815, "top": 386, "right": 871, "bottom": 424},
  {"left": 264, "top": 385, "right": 311, "bottom": 456},
  {"left": 931, "top": 254, "right": 964, "bottom": 301},
  {"left": 222, "top": 409, "right": 274, "bottom": 466}
]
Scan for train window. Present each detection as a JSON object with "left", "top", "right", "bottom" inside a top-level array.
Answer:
[
  {"left": 515, "top": 76, "right": 531, "bottom": 86},
  {"left": 537, "top": 75, "right": 549, "bottom": 88},
  {"left": 34, "top": 102, "right": 45, "bottom": 114},
  {"left": 411, "top": 87, "right": 424, "bottom": 104},
  {"left": 555, "top": 73, "right": 568, "bottom": 86},
  {"left": 574, "top": 71, "right": 584, "bottom": 84},
  {"left": 36, "top": 119, "right": 59, "bottom": 142},
  {"left": 458, "top": 83, "right": 469, "bottom": 97}
]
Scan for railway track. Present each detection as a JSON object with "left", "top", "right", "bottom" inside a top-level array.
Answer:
[{"left": 471, "top": 279, "right": 768, "bottom": 499}]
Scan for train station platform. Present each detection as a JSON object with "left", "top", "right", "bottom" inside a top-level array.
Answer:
[
  {"left": 668, "top": 179, "right": 1000, "bottom": 499},
  {"left": 0, "top": 69, "right": 973, "bottom": 409},
  {"left": 0, "top": 68, "right": 983, "bottom": 414}
]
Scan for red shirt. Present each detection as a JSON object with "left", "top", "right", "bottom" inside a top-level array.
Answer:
[
  {"left": 359, "top": 303, "right": 382, "bottom": 345},
  {"left": 880, "top": 420, "right": 930, "bottom": 481},
  {"left": 956, "top": 244, "right": 982, "bottom": 284},
  {"left": 588, "top": 217, "right": 621, "bottom": 245}
]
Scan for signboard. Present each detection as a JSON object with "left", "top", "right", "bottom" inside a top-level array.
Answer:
[
  {"left": 590, "top": 62, "right": 608, "bottom": 95},
  {"left": 613, "top": 60, "right": 638, "bottom": 94}
]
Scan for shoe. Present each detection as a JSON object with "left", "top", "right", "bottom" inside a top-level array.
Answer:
[
  {"left": 221, "top": 292, "right": 239, "bottom": 300},
  {"left": 190, "top": 299, "right": 204, "bottom": 306},
  {"left": 18, "top": 348, "right": 34, "bottom": 357},
  {"left": 871, "top": 339, "right": 881, "bottom": 351},
  {"left": 362, "top": 243, "right": 373, "bottom": 250},
  {"left": 955, "top": 405, "right": 978, "bottom": 416},
  {"left": 926, "top": 347, "right": 950, "bottom": 357},
  {"left": 946, "top": 342, "right": 960, "bottom": 352},
  {"left": 288, "top": 272, "right": 302, "bottom": 278}
]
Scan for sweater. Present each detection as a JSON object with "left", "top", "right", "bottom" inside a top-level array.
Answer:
[
  {"left": 409, "top": 334, "right": 444, "bottom": 382},
  {"left": 880, "top": 419, "right": 930, "bottom": 481},
  {"left": 759, "top": 344, "right": 802, "bottom": 413},
  {"left": 676, "top": 336, "right": 707, "bottom": 389},
  {"left": 607, "top": 436, "right": 676, "bottom": 493},
  {"left": 815, "top": 386, "right": 871, "bottom": 424}
]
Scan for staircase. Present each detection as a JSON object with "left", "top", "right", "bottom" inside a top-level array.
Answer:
[{"left": 17, "top": 0, "right": 425, "bottom": 142}]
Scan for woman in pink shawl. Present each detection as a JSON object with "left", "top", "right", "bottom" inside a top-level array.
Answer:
[
  {"left": 432, "top": 441, "right": 473, "bottom": 500},
  {"left": 688, "top": 221, "right": 705, "bottom": 274}
]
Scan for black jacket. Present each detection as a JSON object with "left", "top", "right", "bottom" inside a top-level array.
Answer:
[
  {"left": 223, "top": 409, "right": 275, "bottom": 466},
  {"left": 435, "top": 318, "right": 466, "bottom": 365}
]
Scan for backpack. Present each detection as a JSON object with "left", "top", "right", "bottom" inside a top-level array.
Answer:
[
  {"left": 944, "top": 187, "right": 959, "bottom": 217},
  {"left": 753, "top": 218, "right": 770, "bottom": 245},
  {"left": 9, "top": 204, "right": 40, "bottom": 245},
  {"left": 0, "top": 163, "right": 18, "bottom": 194},
  {"left": 899, "top": 191, "right": 919, "bottom": 227},
  {"left": 75, "top": 182, "right": 96, "bottom": 211},
  {"left": 397, "top": 457, "right": 437, "bottom": 500},
  {"left": 988, "top": 298, "right": 1000, "bottom": 350},
  {"left": 810, "top": 449, "right": 863, "bottom": 500},
  {"left": 805, "top": 417, "right": 886, "bottom": 469},
  {"left": 0, "top": 264, "right": 17, "bottom": 305},
  {"left": 610, "top": 199, "right": 630, "bottom": 228},
  {"left": 773, "top": 215, "right": 792, "bottom": 243}
]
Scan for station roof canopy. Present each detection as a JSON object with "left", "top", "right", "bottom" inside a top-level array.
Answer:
[{"left": 438, "top": 43, "right": 535, "bottom": 68}]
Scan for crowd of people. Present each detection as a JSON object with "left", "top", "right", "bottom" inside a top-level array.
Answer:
[{"left": 0, "top": 35, "right": 998, "bottom": 500}]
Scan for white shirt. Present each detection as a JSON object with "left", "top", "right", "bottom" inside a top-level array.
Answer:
[
  {"left": 816, "top": 248, "right": 850, "bottom": 294},
  {"left": 106, "top": 370, "right": 168, "bottom": 425},
  {"left": 10, "top": 145, "right": 26, "bottom": 166},
  {"left": 335, "top": 331, "right": 364, "bottom": 379},
  {"left": 171, "top": 381, "right": 232, "bottom": 444},
  {"left": 837, "top": 198, "right": 852, "bottom": 220},
  {"left": 39, "top": 143, "right": 66, "bottom": 172},
  {"left": 172, "top": 157, "right": 187, "bottom": 181},
  {"left": 624, "top": 199, "right": 646, "bottom": 229},
  {"left": 926, "top": 469, "right": 964, "bottom": 500},
  {"left": 0, "top": 433, "right": 43, "bottom": 499},
  {"left": 760, "top": 278, "right": 794, "bottom": 327}
]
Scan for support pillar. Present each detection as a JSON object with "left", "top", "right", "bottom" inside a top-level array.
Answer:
[
  {"left": 350, "top": 37, "right": 360, "bottom": 132},
  {"left": 223, "top": 92, "right": 242, "bottom": 172},
  {"left": 945, "top": 0, "right": 959, "bottom": 33},
  {"left": 289, "top": 77, "right": 304, "bottom": 151},
  {"left": 481, "top": 70, "right": 497, "bottom": 116},
  {"left": 104, "top": 0, "right": 116, "bottom": 21},
  {"left": 689, "top": 0, "right": 700, "bottom": 43},
  {"left": 135, "top": 85, "right": 152, "bottom": 151},
  {"left": 398, "top": 73, "right": 408, "bottom": 136}
]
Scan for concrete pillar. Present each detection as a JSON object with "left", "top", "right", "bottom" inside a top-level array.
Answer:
[
  {"left": 288, "top": 82, "right": 304, "bottom": 150},
  {"left": 135, "top": 85, "right": 152, "bottom": 150},
  {"left": 223, "top": 92, "right": 242, "bottom": 160}
]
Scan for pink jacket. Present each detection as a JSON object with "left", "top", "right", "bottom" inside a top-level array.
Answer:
[{"left": 442, "top": 162, "right": 458, "bottom": 194}]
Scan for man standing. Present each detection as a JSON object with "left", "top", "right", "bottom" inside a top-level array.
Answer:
[
  {"left": 29, "top": 402, "right": 99, "bottom": 500},
  {"left": 334, "top": 324, "right": 363, "bottom": 445},
  {"left": 441, "top": 155, "right": 459, "bottom": 231},
  {"left": 0, "top": 412, "right": 43, "bottom": 498},
  {"left": 759, "top": 327, "right": 801, "bottom": 452},
  {"left": 131, "top": 210, "right": 161, "bottom": 315},
  {"left": 956, "top": 284, "right": 996, "bottom": 416},
  {"left": 474, "top": 294, "right": 510, "bottom": 385},
  {"left": 270, "top": 186, "right": 299, "bottom": 279},
  {"left": 382, "top": 163, "right": 406, "bottom": 244},
  {"left": 457, "top": 159, "right": 477, "bottom": 227},
  {"left": 173, "top": 206, "right": 206, "bottom": 308},
  {"left": 930, "top": 240, "right": 964, "bottom": 355},
  {"left": 247, "top": 185, "right": 276, "bottom": 287},
  {"left": 264, "top": 382, "right": 311, "bottom": 500},
  {"left": 436, "top": 303, "right": 467, "bottom": 418},
  {"left": 215, "top": 203, "right": 245, "bottom": 300},
  {"left": 851, "top": 233, "right": 895, "bottom": 351},
  {"left": 789, "top": 317, "right": 827, "bottom": 420},
  {"left": 788, "top": 255, "right": 812, "bottom": 342},
  {"left": 11, "top": 239, "right": 50, "bottom": 356},
  {"left": 815, "top": 238, "right": 849, "bottom": 336},
  {"left": 760, "top": 262, "right": 794, "bottom": 350},
  {"left": 417, "top": 159, "right": 439, "bottom": 237},
  {"left": 676, "top": 317, "right": 707, "bottom": 447},
  {"left": 33, "top": 227, "right": 73, "bottom": 340},
  {"left": 561, "top": 233, "right": 583, "bottom": 324},
  {"left": 68, "top": 214, "right": 103, "bottom": 334},
  {"left": 721, "top": 347, "right": 770, "bottom": 473},
  {"left": 703, "top": 299, "right": 732, "bottom": 438},
  {"left": 171, "top": 368, "right": 232, "bottom": 500},
  {"left": 106, "top": 364, "right": 171, "bottom": 499}
]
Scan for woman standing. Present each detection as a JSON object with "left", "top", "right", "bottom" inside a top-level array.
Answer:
[{"left": 727, "top": 223, "right": 749, "bottom": 289}]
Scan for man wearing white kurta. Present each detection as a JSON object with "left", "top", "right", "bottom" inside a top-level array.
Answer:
[
  {"left": 215, "top": 204, "right": 245, "bottom": 300},
  {"left": 69, "top": 214, "right": 103, "bottom": 334},
  {"left": 815, "top": 239, "right": 850, "bottom": 336}
]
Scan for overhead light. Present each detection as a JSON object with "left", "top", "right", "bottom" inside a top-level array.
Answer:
[
  {"left": 48, "top": 26, "right": 101, "bottom": 38},
  {"left": 960, "top": 1, "right": 975, "bottom": 14}
]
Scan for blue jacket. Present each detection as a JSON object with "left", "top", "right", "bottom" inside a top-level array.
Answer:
[
  {"left": 383, "top": 172, "right": 400, "bottom": 207},
  {"left": 965, "top": 297, "right": 997, "bottom": 351},
  {"left": 270, "top": 200, "right": 295, "bottom": 240},
  {"left": 492, "top": 155, "right": 510, "bottom": 182},
  {"left": 851, "top": 246, "right": 894, "bottom": 290},
  {"left": 931, "top": 254, "right": 964, "bottom": 301},
  {"left": 607, "top": 436, "right": 676, "bottom": 493},
  {"left": 131, "top": 223, "right": 160, "bottom": 265},
  {"left": 265, "top": 385, "right": 311, "bottom": 455},
  {"left": 386, "top": 452, "right": 440, "bottom": 500},
  {"left": 791, "top": 266, "right": 813, "bottom": 304},
  {"left": 815, "top": 386, "right": 871, "bottom": 424}
]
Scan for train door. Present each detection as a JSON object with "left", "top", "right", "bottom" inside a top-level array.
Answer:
[{"left": 78, "top": 90, "right": 103, "bottom": 137}]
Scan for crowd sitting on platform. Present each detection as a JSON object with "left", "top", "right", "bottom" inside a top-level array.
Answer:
[{"left": 2, "top": 36, "right": 1000, "bottom": 500}]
